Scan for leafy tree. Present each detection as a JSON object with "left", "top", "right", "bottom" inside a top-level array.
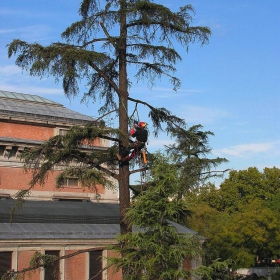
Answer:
[
  {"left": 188, "top": 167, "right": 280, "bottom": 269},
  {"left": 211, "top": 167, "right": 280, "bottom": 212},
  {"left": 7, "top": 0, "right": 211, "bottom": 236}
]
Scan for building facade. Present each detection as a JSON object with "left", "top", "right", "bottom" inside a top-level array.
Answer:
[
  {"left": 0, "top": 90, "right": 117, "bottom": 203},
  {"left": 0, "top": 90, "right": 121, "bottom": 280}
]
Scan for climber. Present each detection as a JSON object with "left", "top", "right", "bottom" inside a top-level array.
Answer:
[{"left": 117, "top": 121, "right": 148, "bottom": 164}]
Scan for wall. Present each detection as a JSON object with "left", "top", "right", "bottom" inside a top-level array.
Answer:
[
  {"left": 0, "top": 244, "right": 122, "bottom": 280},
  {"left": 0, "top": 122, "right": 53, "bottom": 141}
]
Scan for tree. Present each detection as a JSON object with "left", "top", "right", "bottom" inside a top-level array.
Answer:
[
  {"left": 165, "top": 124, "right": 228, "bottom": 198},
  {"left": 7, "top": 0, "right": 211, "bottom": 235},
  {"left": 210, "top": 167, "right": 280, "bottom": 212},
  {"left": 188, "top": 167, "right": 280, "bottom": 269},
  {"left": 108, "top": 152, "right": 229, "bottom": 280}
]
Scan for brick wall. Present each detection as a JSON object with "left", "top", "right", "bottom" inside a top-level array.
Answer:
[
  {"left": 107, "top": 250, "right": 122, "bottom": 280},
  {"left": 0, "top": 122, "right": 54, "bottom": 141},
  {"left": 64, "top": 250, "right": 86, "bottom": 280},
  {"left": 0, "top": 121, "right": 101, "bottom": 146},
  {"left": 0, "top": 166, "right": 105, "bottom": 194},
  {"left": 17, "top": 250, "right": 41, "bottom": 280}
]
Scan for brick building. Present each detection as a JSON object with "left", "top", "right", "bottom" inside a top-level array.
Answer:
[
  {"left": 0, "top": 90, "right": 122, "bottom": 280},
  {"left": 0, "top": 90, "right": 201, "bottom": 280}
]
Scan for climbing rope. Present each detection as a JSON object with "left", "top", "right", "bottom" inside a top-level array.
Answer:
[
  {"left": 120, "top": 97, "right": 149, "bottom": 191},
  {"left": 119, "top": 97, "right": 142, "bottom": 130}
]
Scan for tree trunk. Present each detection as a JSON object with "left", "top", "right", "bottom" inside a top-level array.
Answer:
[{"left": 118, "top": 0, "right": 131, "bottom": 236}]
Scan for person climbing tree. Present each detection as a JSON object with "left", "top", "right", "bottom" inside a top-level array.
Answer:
[{"left": 117, "top": 121, "right": 148, "bottom": 164}]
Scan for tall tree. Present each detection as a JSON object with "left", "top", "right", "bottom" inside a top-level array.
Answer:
[{"left": 7, "top": 0, "right": 211, "bottom": 235}]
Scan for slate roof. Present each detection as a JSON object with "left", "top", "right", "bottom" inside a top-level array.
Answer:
[
  {"left": 0, "top": 199, "right": 198, "bottom": 240},
  {"left": 0, "top": 90, "right": 95, "bottom": 125},
  {"left": 0, "top": 200, "right": 120, "bottom": 224},
  {"left": 0, "top": 223, "right": 120, "bottom": 240}
]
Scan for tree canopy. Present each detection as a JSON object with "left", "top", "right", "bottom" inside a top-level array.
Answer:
[
  {"left": 187, "top": 167, "right": 280, "bottom": 269},
  {"left": 165, "top": 124, "right": 228, "bottom": 198}
]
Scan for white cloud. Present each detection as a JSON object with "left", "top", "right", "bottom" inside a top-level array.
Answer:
[
  {"left": 0, "top": 64, "right": 64, "bottom": 96},
  {"left": 0, "top": 8, "right": 21, "bottom": 15},
  {"left": 0, "top": 84, "right": 63, "bottom": 96},
  {"left": 179, "top": 105, "right": 230, "bottom": 125},
  {"left": 213, "top": 141, "right": 280, "bottom": 157},
  {"left": 145, "top": 138, "right": 175, "bottom": 151},
  {"left": 0, "top": 65, "right": 22, "bottom": 75},
  {"left": 1, "top": 25, "right": 53, "bottom": 42}
]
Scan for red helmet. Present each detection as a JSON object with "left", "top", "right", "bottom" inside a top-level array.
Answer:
[{"left": 138, "top": 122, "right": 147, "bottom": 128}]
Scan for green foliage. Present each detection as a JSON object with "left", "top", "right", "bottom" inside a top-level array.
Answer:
[
  {"left": 165, "top": 124, "right": 228, "bottom": 197},
  {"left": 20, "top": 124, "right": 121, "bottom": 191},
  {"left": 108, "top": 153, "right": 203, "bottom": 279},
  {"left": 188, "top": 167, "right": 280, "bottom": 269},
  {"left": 209, "top": 167, "right": 280, "bottom": 212},
  {"left": 197, "top": 259, "right": 237, "bottom": 280},
  {"left": 271, "top": 271, "right": 280, "bottom": 280}
]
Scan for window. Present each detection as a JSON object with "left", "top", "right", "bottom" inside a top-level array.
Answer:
[
  {"left": 44, "top": 250, "right": 60, "bottom": 280},
  {"left": 65, "top": 178, "right": 79, "bottom": 187},
  {"left": 0, "top": 251, "right": 12, "bottom": 279},
  {"left": 0, "top": 146, "right": 4, "bottom": 157},
  {"left": 58, "top": 129, "right": 69, "bottom": 136},
  {"left": 89, "top": 250, "right": 103, "bottom": 280},
  {"left": 56, "top": 128, "right": 69, "bottom": 136}
]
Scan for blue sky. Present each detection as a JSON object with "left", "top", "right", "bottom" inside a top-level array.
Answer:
[{"left": 0, "top": 0, "right": 279, "bottom": 185}]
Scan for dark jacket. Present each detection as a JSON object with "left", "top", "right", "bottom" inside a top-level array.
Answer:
[{"left": 132, "top": 128, "right": 148, "bottom": 142}]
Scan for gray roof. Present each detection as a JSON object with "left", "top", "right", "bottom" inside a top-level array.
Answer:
[
  {"left": 0, "top": 223, "right": 120, "bottom": 239},
  {"left": 0, "top": 199, "right": 199, "bottom": 240},
  {"left": 0, "top": 200, "right": 120, "bottom": 224},
  {"left": 0, "top": 90, "right": 95, "bottom": 125},
  {"left": 0, "top": 90, "right": 60, "bottom": 105}
]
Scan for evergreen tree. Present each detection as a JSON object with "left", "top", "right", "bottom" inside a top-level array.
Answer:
[
  {"left": 108, "top": 152, "right": 229, "bottom": 280},
  {"left": 109, "top": 154, "right": 201, "bottom": 280},
  {"left": 165, "top": 124, "right": 228, "bottom": 198},
  {"left": 7, "top": 0, "right": 211, "bottom": 236}
]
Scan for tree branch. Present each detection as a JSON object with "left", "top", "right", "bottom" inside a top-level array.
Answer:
[
  {"left": 199, "top": 169, "right": 231, "bottom": 176},
  {"left": 2, "top": 247, "right": 107, "bottom": 279},
  {"left": 95, "top": 109, "right": 119, "bottom": 123},
  {"left": 88, "top": 61, "right": 121, "bottom": 98},
  {"left": 129, "top": 166, "right": 149, "bottom": 175},
  {"left": 127, "top": 20, "right": 209, "bottom": 37},
  {"left": 100, "top": 21, "right": 118, "bottom": 49},
  {"left": 95, "top": 161, "right": 119, "bottom": 180}
]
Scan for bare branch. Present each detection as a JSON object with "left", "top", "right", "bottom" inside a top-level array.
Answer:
[{"left": 129, "top": 166, "right": 149, "bottom": 175}]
